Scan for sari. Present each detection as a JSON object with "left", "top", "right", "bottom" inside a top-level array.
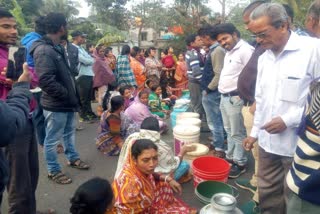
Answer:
[
  {"left": 124, "top": 96, "right": 167, "bottom": 132},
  {"left": 108, "top": 133, "right": 194, "bottom": 214},
  {"left": 174, "top": 61, "right": 188, "bottom": 97},
  {"left": 130, "top": 56, "right": 146, "bottom": 89},
  {"left": 96, "top": 111, "right": 139, "bottom": 156},
  {"left": 148, "top": 92, "right": 168, "bottom": 118}
]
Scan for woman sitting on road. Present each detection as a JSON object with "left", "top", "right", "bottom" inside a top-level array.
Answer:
[
  {"left": 115, "top": 117, "right": 194, "bottom": 182},
  {"left": 96, "top": 96, "right": 138, "bottom": 156},
  {"left": 125, "top": 90, "right": 168, "bottom": 133},
  {"left": 148, "top": 84, "right": 170, "bottom": 118},
  {"left": 107, "top": 139, "right": 197, "bottom": 214}
]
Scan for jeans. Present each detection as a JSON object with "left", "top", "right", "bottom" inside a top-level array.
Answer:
[
  {"left": 202, "top": 91, "right": 225, "bottom": 151},
  {"left": 43, "top": 110, "right": 80, "bottom": 174},
  {"left": 76, "top": 75, "right": 94, "bottom": 118},
  {"left": 287, "top": 192, "right": 320, "bottom": 214},
  {"left": 220, "top": 95, "right": 247, "bottom": 165},
  {"left": 32, "top": 91, "right": 46, "bottom": 146},
  {"left": 5, "top": 119, "right": 39, "bottom": 214}
]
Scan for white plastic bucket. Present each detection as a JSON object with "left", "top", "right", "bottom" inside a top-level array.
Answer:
[
  {"left": 176, "top": 112, "right": 200, "bottom": 120},
  {"left": 173, "top": 125, "right": 200, "bottom": 155},
  {"left": 176, "top": 118, "right": 201, "bottom": 128}
]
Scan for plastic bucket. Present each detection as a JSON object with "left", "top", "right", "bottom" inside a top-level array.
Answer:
[
  {"left": 170, "top": 108, "right": 188, "bottom": 128},
  {"left": 177, "top": 112, "right": 200, "bottom": 120},
  {"left": 176, "top": 118, "right": 201, "bottom": 128},
  {"left": 173, "top": 125, "right": 200, "bottom": 155},
  {"left": 195, "top": 181, "right": 239, "bottom": 204},
  {"left": 192, "top": 156, "right": 230, "bottom": 187}
]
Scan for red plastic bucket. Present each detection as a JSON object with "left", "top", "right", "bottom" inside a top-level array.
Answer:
[{"left": 192, "top": 156, "right": 230, "bottom": 187}]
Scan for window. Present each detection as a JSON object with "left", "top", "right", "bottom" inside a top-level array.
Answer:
[{"left": 141, "top": 32, "right": 148, "bottom": 41}]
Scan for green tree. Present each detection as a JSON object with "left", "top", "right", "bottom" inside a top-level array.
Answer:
[
  {"left": 40, "top": 0, "right": 80, "bottom": 21},
  {"left": 85, "top": 0, "right": 129, "bottom": 30}
]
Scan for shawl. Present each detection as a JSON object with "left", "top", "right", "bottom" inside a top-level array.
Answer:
[
  {"left": 116, "top": 55, "right": 137, "bottom": 86},
  {"left": 92, "top": 52, "right": 115, "bottom": 88},
  {"left": 175, "top": 61, "right": 188, "bottom": 83},
  {"left": 115, "top": 129, "right": 180, "bottom": 179}
]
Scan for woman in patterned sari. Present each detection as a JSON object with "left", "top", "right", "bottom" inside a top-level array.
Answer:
[{"left": 106, "top": 139, "right": 197, "bottom": 214}]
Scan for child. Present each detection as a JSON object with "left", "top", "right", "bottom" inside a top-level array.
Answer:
[
  {"left": 148, "top": 84, "right": 170, "bottom": 118},
  {"left": 119, "top": 85, "right": 133, "bottom": 110}
]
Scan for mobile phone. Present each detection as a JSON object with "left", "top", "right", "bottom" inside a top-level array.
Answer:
[{"left": 6, "top": 46, "right": 26, "bottom": 80}]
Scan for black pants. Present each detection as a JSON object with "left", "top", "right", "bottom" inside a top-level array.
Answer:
[
  {"left": 76, "top": 75, "right": 94, "bottom": 118},
  {"left": 32, "top": 91, "right": 46, "bottom": 146},
  {"left": 5, "top": 119, "right": 39, "bottom": 214}
]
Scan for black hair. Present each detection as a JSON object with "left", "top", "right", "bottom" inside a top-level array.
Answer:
[
  {"left": 96, "top": 44, "right": 104, "bottom": 53},
  {"left": 119, "top": 85, "right": 131, "bottom": 96},
  {"left": 102, "top": 81, "right": 118, "bottom": 111},
  {"left": 34, "top": 16, "right": 46, "bottom": 35},
  {"left": 131, "top": 139, "right": 158, "bottom": 160},
  {"left": 145, "top": 47, "right": 156, "bottom": 57},
  {"left": 150, "top": 83, "right": 160, "bottom": 92},
  {"left": 141, "top": 117, "right": 160, "bottom": 131},
  {"left": 185, "top": 34, "right": 197, "bottom": 46},
  {"left": 131, "top": 46, "right": 140, "bottom": 58},
  {"left": 197, "top": 25, "right": 219, "bottom": 40},
  {"left": 163, "top": 48, "right": 169, "bottom": 55},
  {"left": 0, "top": 8, "right": 13, "bottom": 19},
  {"left": 106, "top": 46, "right": 113, "bottom": 51},
  {"left": 214, "top": 23, "right": 241, "bottom": 38},
  {"left": 70, "top": 177, "right": 113, "bottom": 214},
  {"left": 243, "top": 0, "right": 267, "bottom": 15},
  {"left": 110, "top": 95, "right": 124, "bottom": 113},
  {"left": 282, "top": 4, "right": 294, "bottom": 23},
  {"left": 138, "top": 89, "right": 149, "bottom": 98},
  {"left": 44, "top": 13, "right": 67, "bottom": 34},
  {"left": 121, "top": 45, "right": 131, "bottom": 55},
  {"left": 86, "top": 43, "right": 94, "bottom": 50}
]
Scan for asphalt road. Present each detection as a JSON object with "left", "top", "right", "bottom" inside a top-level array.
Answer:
[{"left": 1, "top": 116, "right": 254, "bottom": 214}]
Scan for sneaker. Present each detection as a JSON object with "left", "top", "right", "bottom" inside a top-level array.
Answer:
[
  {"left": 240, "top": 200, "right": 260, "bottom": 214},
  {"left": 229, "top": 164, "right": 246, "bottom": 178},
  {"left": 235, "top": 178, "right": 257, "bottom": 194}
]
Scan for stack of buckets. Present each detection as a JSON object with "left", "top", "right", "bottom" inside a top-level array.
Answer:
[
  {"left": 192, "top": 156, "right": 231, "bottom": 187},
  {"left": 173, "top": 112, "right": 201, "bottom": 155}
]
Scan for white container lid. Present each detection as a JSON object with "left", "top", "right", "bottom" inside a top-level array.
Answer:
[
  {"left": 186, "top": 143, "right": 209, "bottom": 156},
  {"left": 177, "top": 112, "right": 200, "bottom": 119},
  {"left": 173, "top": 125, "right": 200, "bottom": 135}
]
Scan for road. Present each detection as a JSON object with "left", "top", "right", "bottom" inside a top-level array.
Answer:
[{"left": 1, "top": 116, "right": 253, "bottom": 213}]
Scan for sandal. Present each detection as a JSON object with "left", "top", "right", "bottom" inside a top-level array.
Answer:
[
  {"left": 68, "top": 159, "right": 90, "bottom": 170},
  {"left": 213, "top": 150, "right": 226, "bottom": 158},
  {"left": 48, "top": 172, "right": 72, "bottom": 184}
]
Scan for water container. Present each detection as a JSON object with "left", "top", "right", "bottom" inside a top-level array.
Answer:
[{"left": 173, "top": 125, "right": 200, "bottom": 155}]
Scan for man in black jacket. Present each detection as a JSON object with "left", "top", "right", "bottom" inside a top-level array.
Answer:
[{"left": 31, "top": 13, "right": 89, "bottom": 185}]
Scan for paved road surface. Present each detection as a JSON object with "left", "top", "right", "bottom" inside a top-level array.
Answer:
[{"left": 1, "top": 117, "right": 254, "bottom": 213}]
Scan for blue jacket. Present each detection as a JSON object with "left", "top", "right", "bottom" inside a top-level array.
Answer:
[{"left": 21, "top": 32, "right": 43, "bottom": 67}]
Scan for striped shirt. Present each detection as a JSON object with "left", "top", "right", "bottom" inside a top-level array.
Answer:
[
  {"left": 185, "top": 49, "right": 203, "bottom": 83},
  {"left": 287, "top": 83, "right": 320, "bottom": 205},
  {"left": 116, "top": 55, "right": 137, "bottom": 87}
]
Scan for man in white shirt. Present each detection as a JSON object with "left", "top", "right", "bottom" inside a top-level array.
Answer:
[
  {"left": 215, "top": 23, "right": 254, "bottom": 178},
  {"left": 243, "top": 3, "right": 320, "bottom": 213}
]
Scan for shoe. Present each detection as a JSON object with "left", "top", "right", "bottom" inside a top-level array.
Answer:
[
  {"left": 76, "top": 125, "right": 84, "bottom": 131},
  {"left": 235, "top": 178, "right": 257, "bottom": 194},
  {"left": 240, "top": 200, "right": 260, "bottom": 214},
  {"left": 79, "top": 115, "right": 95, "bottom": 123},
  {"left": 229, "top": 164, "right": 246, "bottom": 178}
]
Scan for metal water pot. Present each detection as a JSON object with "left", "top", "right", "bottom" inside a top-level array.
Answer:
[{"left": 210, "top": 193, "right": 243, "bottom": 214}]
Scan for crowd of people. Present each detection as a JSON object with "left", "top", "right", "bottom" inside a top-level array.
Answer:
[{"left": 1, "top": 0, "right": 320, "bottom": 213}]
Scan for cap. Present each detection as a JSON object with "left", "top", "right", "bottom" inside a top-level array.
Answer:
[{"left": 71, "top": 30, "right": 87, "bottom": 38}]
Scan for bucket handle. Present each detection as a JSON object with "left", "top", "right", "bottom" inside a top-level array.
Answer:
[{"left": 229, "top": 184, "right": 239, "bottom": 198}]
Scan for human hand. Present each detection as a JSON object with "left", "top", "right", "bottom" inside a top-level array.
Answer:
[
  {"left": 168, "top": 179, "right": 182, "bottom": 195},
  {"left": 17, "top": 63, "right": 32, "bottom": 83},
  {"left": 261, "top": 117, "right": 287, "bottom": 134},
  {"left": 181, "top": 145, "right": 196, "bottom": 155},
  {"left": 1, "top": 67, "right": 13, "bottom": 85},
  {"left": 242, "top": 136, "right": 257, "bottom": 151},
  {"left": 249, "top": 102, "right": 256, "bottom": 115}
]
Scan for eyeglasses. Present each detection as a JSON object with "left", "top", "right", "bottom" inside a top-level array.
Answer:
[{"left": 250, "top": 28, "right": 273, "bottom": 39}]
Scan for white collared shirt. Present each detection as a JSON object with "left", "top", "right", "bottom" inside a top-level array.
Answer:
[
  {"left": 218, "top": 39, "right": 254, "bottom": 93},
  {"left": 250, "top": 32, "right": 320, "bottom": 157}
]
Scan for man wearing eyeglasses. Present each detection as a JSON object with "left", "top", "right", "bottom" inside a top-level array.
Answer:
[
  {"left": 243, "top": 3, "right": 320, "bottom": 213},
  {"left": 214, "top": 23, "right": 254, "bottom": 178}
]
